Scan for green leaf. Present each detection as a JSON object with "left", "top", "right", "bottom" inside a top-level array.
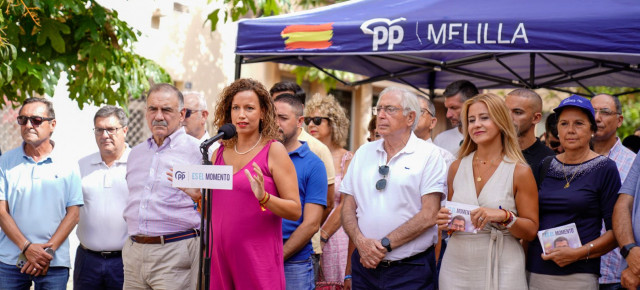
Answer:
[
  {"left": 37, "top": 18, "right": 71, "bottom": 53},
  {"left": 4, "top": 63, "right": 12, "bottom": 82},
  {"left": 206, "top": 9, "right": 221, "bottom": 31}
]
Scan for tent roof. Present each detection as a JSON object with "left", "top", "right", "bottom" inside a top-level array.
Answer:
[{"left": 236, "top": 0, "right": 640, "bottom": 95}]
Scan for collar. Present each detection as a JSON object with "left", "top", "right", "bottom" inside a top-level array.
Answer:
[
  {"left": 376, "top": 132, "right": 419, "bottom": 155},
  {"left": 146, "top": 127, "right": 186, "bottom": 149},
  {"left": 199, "top": 131, "right": 210, "bottom": 143},
  {"left": 21, "top": 140, "right": 55, "bottom": 164},
  {"left": 608, "top": 137, "right": 623, "bottom": 158},
  {"left": 289, "top": 141, "right": 310, "bottom": 157}
]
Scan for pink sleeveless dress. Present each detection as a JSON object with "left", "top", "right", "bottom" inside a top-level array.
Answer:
[
  {"left": 319, "top": 151, "right": 353, "bottom": 284},
  {"left": 209, "top": 140, "right": 285, "bottom": 289}
]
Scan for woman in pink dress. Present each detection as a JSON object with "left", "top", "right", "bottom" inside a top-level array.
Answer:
[
  {"left": 209, "top": 78, "right": 301, "bottom": 289},
  {"left": 305, "top": 93, "right": 353, "bottom": 289}
]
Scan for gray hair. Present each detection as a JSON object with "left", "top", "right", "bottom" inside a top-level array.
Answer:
[
  {"left": 377, "top": 87, "right": 421, "bottom": 130},
  {"left": 417, "top": 95, "right": 436, "bottom": 116},
  {"left": 183, "top": 91, "right": 207, "bottom": 110},
  {"left": 94, "top": 105, "right": 128, "bottom": 127},
  {"left": 20, "top": 97, "right": 55, "bottom": 119},
  {"left": 593, "top": 93, "right": 622, "bottom": 114},
  {"left": 147, "top": 83, "right": 184, "bottom": 110}
]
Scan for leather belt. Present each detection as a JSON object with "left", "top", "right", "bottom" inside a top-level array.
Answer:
[
  {"left": 130, "top": 229, "right": 200, "bottom": 245},
  {"left": 378, "top": 245, "right": 434, "bottom": 267},
  {"left": 80, "top": 244, "right": 122, "bottom": 258}
]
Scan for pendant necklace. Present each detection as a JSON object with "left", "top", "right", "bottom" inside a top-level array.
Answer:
[
  {"left": 235, "top": 134, "right": 262, "bottom": 155},
  {"left": 474, "top": 155, "right": 502, "bottom": 182},
  {"left": 562, "top": 161, "right": 582, "bottom": 189}
]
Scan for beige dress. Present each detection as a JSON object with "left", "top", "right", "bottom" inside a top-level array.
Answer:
[{"left": 439, "top": 152, "right": 527, "bottom": 290}]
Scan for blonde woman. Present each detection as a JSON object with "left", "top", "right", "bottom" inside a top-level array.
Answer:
[
  {"left": 437, "top": 93, "right": 539, "bottom": 289},
  {"left": 305, "top": 93, "right": 353, "bottom": 288}
]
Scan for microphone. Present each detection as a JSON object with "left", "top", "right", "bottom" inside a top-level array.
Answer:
[{"left": 200, "top": 123, "right": 236, "bottom": 151}]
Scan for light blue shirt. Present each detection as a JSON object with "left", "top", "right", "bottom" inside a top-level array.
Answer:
[{"left": 0, "top": 142, "right": 83, "bottom": 268}]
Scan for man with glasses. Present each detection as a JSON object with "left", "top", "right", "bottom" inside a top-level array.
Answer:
[
  {"left": 124, "top": 84, "right": 202, "bottom": 289},
  {"left": 505, "top": 89, "right": 554, "bottom": 185},
  {"left": 341, "top": 87, "right": 447, "bottom": 289},
  {"left": 434, "top": 80, "right": 478, "bottom": 155},
  {"left": 590, "top": 93, "right": 636, "bottom": 290},
  {"left": 0, "top": 98, "right": 83, "bottom": 289},
  {"left": 74, "top": 105, "right": 130, "bottom": 289},
  {"left": 183, "top": 91, "right": 217, "bottom": 158},
  {"left": 414, "top": 95, "right": 455, "bottom": 167}
]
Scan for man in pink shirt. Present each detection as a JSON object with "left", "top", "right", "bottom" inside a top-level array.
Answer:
[{"left": 123, "top": 83, "right": 202, "bottom": 289}]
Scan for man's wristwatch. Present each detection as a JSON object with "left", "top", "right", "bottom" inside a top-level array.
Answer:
[
  {"left": 621, "top": 243, "right": 637, "bottom": 259},
  {"left": 381, "top": 237, "right": 392, "bottom": 252}
]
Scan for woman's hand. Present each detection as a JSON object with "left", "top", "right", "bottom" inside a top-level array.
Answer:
[
  {"left": 541, "top": 246, "right": 580, "bottom": 267},
  {"left": 436, "top": 207, "right": 452, "bottom": 231},
  {"left": 470, "top": 207, "right": 508, "bottom": 230},
  {"left": 244, "top": 162, "right": 266, "bottom": 201},
  {"left": 166, "top": 168, "right": 201, "bottom": 201}
]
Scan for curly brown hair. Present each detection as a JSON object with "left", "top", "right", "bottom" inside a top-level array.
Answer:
[
  {"left": 213, "top": 79, "right": 279, "bottom": 148},
  {"left": 304, "top": 93, "right": 350, "bottom": 148}
]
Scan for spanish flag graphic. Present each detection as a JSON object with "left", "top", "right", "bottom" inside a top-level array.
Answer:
[{"left": 281, "top": 23, "right": 334, "bottom": 50}]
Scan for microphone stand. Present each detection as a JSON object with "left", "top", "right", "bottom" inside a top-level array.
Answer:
[{"left": 198, "top": 143, "right": 213, "bottom": 290}]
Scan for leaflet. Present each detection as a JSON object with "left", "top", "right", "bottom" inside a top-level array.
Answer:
[
  {"left": 445, "top": 201, "right": 479, "bottom": 233},
  {"left": 537, "top": 223, "right": 581, "bottom": 255}
]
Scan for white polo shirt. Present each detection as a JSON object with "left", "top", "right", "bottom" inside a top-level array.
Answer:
[
  {"left": 340, "top": 133, "right": 447, "bottom": 261},
  {"left": 433, "top": 127, "right": 464, "bottom": 156},
  {"left": 77, "top": 147, "right": 131, "bottom": 251}
]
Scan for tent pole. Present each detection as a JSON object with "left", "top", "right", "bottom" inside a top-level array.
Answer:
[
  {"left": 530, "top": 53, "right": 536, "bottom": 88},
  {"left": 235, "top": 55, "right": 243, "bottom": 80}
]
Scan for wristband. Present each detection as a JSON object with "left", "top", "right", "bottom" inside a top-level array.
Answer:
[
  {"left": 344, "top": 275, "right": 352, "bottom": 280},
  {"left": 320, "top": 236, "right": 329, "bottom": 243},
  {"left": 22, "top": 242, "right": 32, "bottom": 255},
  {"left": 21, "top": 240, "right": 30, "bottom": 252}
]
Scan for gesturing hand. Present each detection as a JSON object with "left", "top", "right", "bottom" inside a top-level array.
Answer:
[{"left": 244, "top": 162, "right": 266, "bottom": 201}]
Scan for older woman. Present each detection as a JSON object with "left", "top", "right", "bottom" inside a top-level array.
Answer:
[
  {"left": 437, "top": 93, "right": 539, "bottom": 289},
  {"left": 208, "top": 78, "right": 301, "bottom": 289},
  {"left": 526, "top": 95, "right": 621, "bottom": 290},
  {"left": 304, "top": 93, "right": 353, "bottom": 288}
]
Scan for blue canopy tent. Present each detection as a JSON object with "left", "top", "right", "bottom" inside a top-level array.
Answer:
[{"left": 235, "top": 0, "right": 640, "bottom": 96}]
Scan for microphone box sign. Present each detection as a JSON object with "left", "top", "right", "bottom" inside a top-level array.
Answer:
[{"left": 172, "top": 164, "right": 233, "bottom": 189}]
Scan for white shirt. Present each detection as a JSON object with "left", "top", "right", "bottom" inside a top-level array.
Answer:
[
  {"left": 427, "top": 139, "right": 456, "bottom": 167},
  {"left": 433, "top": 127, "right": 464, "bottom": 156},
  {"left": 340, "top": 133, "right": 447, "bottom": 260},
  {"left": 77, "top": 147, "right": 131, "bottom": 251}
]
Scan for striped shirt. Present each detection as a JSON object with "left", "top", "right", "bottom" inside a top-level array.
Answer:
[{"left": 600, "top": 138, "right": 636, "bottom": 284}]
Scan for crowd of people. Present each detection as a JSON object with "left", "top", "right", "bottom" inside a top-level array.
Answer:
[{"left": 2, "top": 77, "right": 640, "bottom": 290}]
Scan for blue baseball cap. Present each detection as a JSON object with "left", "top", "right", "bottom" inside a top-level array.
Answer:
[{"left": 553, "top": 94, "right": 596, "bottom": 126}]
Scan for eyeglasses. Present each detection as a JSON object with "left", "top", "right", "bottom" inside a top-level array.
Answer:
[
  {"left": 17, "top": 115, "right": 54, "bottom": 126},
  {"left": 549, "top": 140, "right": 561, "bottom": 148},
  {"left": 373, "top": 106, "right": 408, "bottom": 116},
  {"left": 185, "top": 109, "right": 203, "bottom": 119},
  {"left": 304, "top": 116, "right": 330, "bottom": 126},
  {"left": 94, "top": 127, "right": 123, "bottom": 136},
  {"left": 376, "top": 165, "right": 389, "bottom": 190},
  {"left": 594, "top": 109, "right": 620, "bottom": 117},
  {"left": 420, "top": 108, "right": 433, "bottom": 116}
]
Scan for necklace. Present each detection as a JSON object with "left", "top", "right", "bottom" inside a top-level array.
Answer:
[
  {"left": 235, "top": 134, "right": 262, "bottom": 155},
  {"left": 562, "top": 161, "right": 582, "bottom": 188},
  {"left": 473, "top": 155, "right": 502, "bottom": 182}
]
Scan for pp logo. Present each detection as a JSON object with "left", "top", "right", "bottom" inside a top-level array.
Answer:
[
  {"left": 175, "top": 171, "right": 186, "bottom": 181},
  {"left": 360, "top": 17, "right": 406, "bottom": 51}
]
